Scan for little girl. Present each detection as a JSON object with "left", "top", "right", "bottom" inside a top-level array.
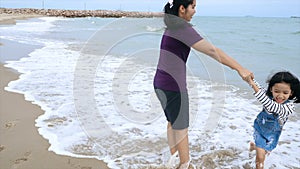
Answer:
[{"left": 247, "top": 71, "right": 300, "bottom": 169}]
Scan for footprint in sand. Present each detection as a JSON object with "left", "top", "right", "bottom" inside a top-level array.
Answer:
[
  {"left": 67, "top": 159, "right": 92, "bottom": 169},
  {"left": 0, "top": 145, "right": 5, "bottom": 152},
  {"left": 13, "top": 152, "right": 31, "bottom": 165},
  {"left": 4, "top": 121, "right": 17, "bottom": 129},
  {"left": 14, "top": 157, "right": 28, "bottom": 164}
]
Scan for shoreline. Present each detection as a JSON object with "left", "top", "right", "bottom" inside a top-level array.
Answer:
[
  {"left": 0, "top": 16, "right": 110, "bottom": 169},
  {"left": 0, "top": 64, "right": 110, "bottom": 169},
  {"left": 1, "top": 7, "right": 163, "bottom": 18}
]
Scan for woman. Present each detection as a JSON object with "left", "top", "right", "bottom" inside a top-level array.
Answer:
[{"left": 153, "top": 0, "right": 254, "bottom": 168}]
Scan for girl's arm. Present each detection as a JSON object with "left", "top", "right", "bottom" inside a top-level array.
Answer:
[
  {"left": 248, "top": 78, "right": 260, "bottom": 93},
  {"left": 248, "top": 79, "right": 295, "bottom": 119},
  {"left": 191, "top": 39, "right": 253, "bottom": 81}
]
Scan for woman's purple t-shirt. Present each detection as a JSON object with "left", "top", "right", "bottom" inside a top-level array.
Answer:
[{"left": 153, "top": 25, "right": 203, "bottom": 92}]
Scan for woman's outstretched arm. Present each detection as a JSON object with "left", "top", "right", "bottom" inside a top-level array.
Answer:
[{"left": 192, "top": 39, "right": 254, "bottom": 81}]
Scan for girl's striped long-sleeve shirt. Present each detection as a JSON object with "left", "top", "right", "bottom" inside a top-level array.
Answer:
[{"left": 253, "top": 80, "right": 295, "bottom": 125}]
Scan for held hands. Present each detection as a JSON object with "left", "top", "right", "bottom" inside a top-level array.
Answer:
[
  {"left": 238, "top": 68, "right": 254, "bottom": 83},
  {"left": 239, "top": 69, "right": 260, "bottom": 92}
]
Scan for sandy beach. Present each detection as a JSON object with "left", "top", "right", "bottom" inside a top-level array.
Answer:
[{"left": 0, "top": 15, "right": 109, "bottom": 169}]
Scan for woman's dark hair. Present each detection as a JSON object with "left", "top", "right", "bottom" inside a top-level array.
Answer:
[
  {"left": 163, "top": 0, "right": 194, "bottom": 29},
  {"left": 266, "top": 71, "right": 300, "bottom": 103}
]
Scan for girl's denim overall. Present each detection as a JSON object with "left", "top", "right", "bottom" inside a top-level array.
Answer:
[{"left": 253, "top": 109, "right": 282, "bottom": 151}]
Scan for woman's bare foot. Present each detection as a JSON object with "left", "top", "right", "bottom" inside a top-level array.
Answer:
[{"left": 249, "top": 142, "right": 256, "bottom": 152}]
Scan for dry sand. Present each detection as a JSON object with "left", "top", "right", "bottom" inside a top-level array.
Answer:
[{"left": 0, "top": 14, "right": 109, "bottom": 169}]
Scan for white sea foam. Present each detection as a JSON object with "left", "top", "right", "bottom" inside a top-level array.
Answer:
[{"left": 0, "top": 17, "right": 66, "bottom": 45}]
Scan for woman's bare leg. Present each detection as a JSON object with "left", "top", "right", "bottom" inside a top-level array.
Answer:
[
  {"left": 174, "top": 128, "right": 190, "bottom": 164},
  {"left": 167, "top": 123, "right": 190, "bottom": 164},
  {"left": 167, "top": 122, "right": 178, "bottom": 154}
]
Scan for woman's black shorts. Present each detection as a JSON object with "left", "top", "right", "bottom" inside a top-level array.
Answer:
[{"left": 154, "top": 88, "right": 189, "bottom": 130}]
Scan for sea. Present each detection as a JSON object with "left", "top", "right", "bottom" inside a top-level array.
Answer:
[{"left": 1, "top": 16, "right": 300, "bottom": 168}]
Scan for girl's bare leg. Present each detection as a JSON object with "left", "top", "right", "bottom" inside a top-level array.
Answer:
[
  {"left": 255, "top": 147, "right": 266, "bottom": 169},
  {"left": 250, "top": 142, "right": 256, "bottom": 152}
]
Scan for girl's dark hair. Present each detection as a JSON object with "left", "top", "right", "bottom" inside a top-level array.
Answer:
[
  {"left": 163, "top": 0, "right": 194, "bottom": 29},
  {"left": 266, "top": 71, "right": 300, "bottom": 103}
]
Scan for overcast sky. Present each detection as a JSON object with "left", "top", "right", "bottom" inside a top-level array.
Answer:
[{"left": 1, "top": 0, "right": 300, "bottom": 17}]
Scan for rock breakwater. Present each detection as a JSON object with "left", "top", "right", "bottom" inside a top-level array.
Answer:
[{"left": 0, "top": 8, "right": 163, "bottom": 18}]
